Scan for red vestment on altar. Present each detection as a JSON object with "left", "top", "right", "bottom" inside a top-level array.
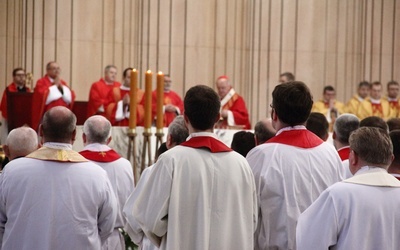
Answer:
[
  {"left": 151, "top": 90, "right": 184, "bottom": 127},
  {"left": 87, "top": 78, "right": 121, "bottom": 118}
]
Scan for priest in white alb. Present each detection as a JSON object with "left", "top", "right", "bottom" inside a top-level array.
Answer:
[
  {"left": 297, "top": 127, "right": 400, "bottom": 250},
  {"left": 79, "top": 115, "right": 135, "bottom": 250},
  {"left": 128, "top": 85, "right": 257, "bottom": 250},
  {"left": 0, "top": 107, "right": 117, "bottom": 250},
  {"left": 246, "top": 81, "right": 343, "bottom": 250}
]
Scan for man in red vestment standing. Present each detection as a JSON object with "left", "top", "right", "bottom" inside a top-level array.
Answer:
[
  {"left": 87, "top": 65, "right": 121, "bottom": 118},
  {"left": 215, "top": 75, "right": 251, "bottom": 129},
  {"left": 151, "top": 74, "right": 184, "bottom": 127},
  {"left": 32, "top": 62, "right": 75, "bottom": 130},
  {"left": 106, "top": 68, "right": 145, "bottom": 126},
  {"left": 0, "top": 68, "right": 31, "bottom": 120}
]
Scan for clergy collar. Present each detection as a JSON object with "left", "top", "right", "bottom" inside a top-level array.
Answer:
[
  {"left": 387, "top": 97, "right": 398, "bottom": 102},
  {"left": 343, "top": 166, "right": 400, "bottom": 187},
  {"left": 43, "top": 142, "right": 73, "bottom": 150},
  {"left": 83, "top": 143, "right": 112, "bottom": 152},
  {"left": 370, "top": 97, "right": 381, "bottom": 104},
  {"left": 337, "top": 145, "right": 350, "bottom": 151},
  {"left": 275, "top": 125, "right": 306, "bottom": 136},
  {"left": 186, "top": 132, "right": 218, "bottom": 141},
  {"left": 357, "top": 95, "right": 364, "bottom": 102},
  {"left": 48, "top": 76, "right": 55, "bottom": 83},
  {"left": 120, "top": 85, "right": 130, "bottom": 91}
]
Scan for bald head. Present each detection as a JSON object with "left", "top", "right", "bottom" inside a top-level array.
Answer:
[
  {"left": 254, "top": 118, "right": 276, "bottom": 145},
  {"left": 4, "top": 127, "right": 38, "bottom": 160},
  {"left": 216, "top": 77, "right": 232, "bottom": 99},
  {"left": 83, "top": 115, "right": 112, "bottom": 145},
  {"left": 41, "top": 106, "right": 77, "bottom": 143}
]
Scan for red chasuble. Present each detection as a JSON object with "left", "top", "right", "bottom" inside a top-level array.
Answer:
[
  {"left": 266, "top": 129, "right": 323, "bottom": 148},
  {"left": 337, "top": 146, "right": 351, "bottom": 161},
  {"left": 180, "top": 136, "right": 232, "bottom": 153},
  {"left": 31, "top": 76, "right": 75, "bottom": 130},
  {"left": 105, "top": 87, "right": 145, "bottom": 126},
  {"left": 79, "top": 149, "right": 121, "bottom": 162},
  {"left": 0, "top": 82, "right": 31, "bottom": 119},
  {"left": 87, "top": 78, "right": 121, "bottom": 117},
  {"left": 151, "top": 90, "right": 184, "bottom": 127},
  {"left": 219, "top": 93, "right": 251, "bottom": 129}
]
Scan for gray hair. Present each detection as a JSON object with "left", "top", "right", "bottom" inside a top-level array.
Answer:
[
  {"left": 254, "top": 119, "right": 275, "bottom": 144},
  {"left": 167, "top": 115, "right": 188, "bottom": 145},
  {"left": 6, "top": 127, "right": 38, "bottom": 159},
  {"left": 349, "top": 127, "right": 393, "bottom": 168},
  {"left": 333, "top": 114, "right": 360, "bottom": 144},
  {"left": 104, "top": 65, "right": 117, "bottom": 73},
  {"left": 83, "top": 115, "right": 112, "bottom": 144}
]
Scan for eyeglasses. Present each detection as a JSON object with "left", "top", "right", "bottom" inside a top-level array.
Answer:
[{"left": 15, "top": 73, "right": 26, "bottom": 77}]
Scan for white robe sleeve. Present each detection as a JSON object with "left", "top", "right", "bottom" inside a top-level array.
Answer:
[
  {"left": 132, "top": 159, "right": 173, "bottom": 247},
  {"left": 98, "top": 176, "right": 119, "bottom": 241},
  {"left": 46, "top": 85, "right": 63, "bottom": 105},
  {"left": 296, "top": 189, "right": 339, "bottom": 250},
  {"left": 0, "top": 174, "right": 6, "bottom": 246},
  {"left": 226, "top": 110, "right": 235, "bottom": 126},
  {"left": 61, "top": 85, "right": 72, "bottom": 104},
  {"left": 123, "top": 167, "right": 153, "bottom": 245},
  {"left": 115, "top": 101, "right": 125, "bottom": 122}
]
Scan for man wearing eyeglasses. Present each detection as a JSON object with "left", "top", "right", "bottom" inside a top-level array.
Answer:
[{"left": 0, "top": 68, "right": 31, "bottom": 121}]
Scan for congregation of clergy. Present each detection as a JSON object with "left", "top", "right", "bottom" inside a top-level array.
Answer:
[{"left": 0, "top": 61, "right": 400, "bottom": 250}]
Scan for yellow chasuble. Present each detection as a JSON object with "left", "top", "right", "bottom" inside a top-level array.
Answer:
[
  {"left": 356, "top": 98, "right": 394, "bottom": 120},
  {"left": 345, "top": 94, "right": 363, "bottom": 115},
  {"left": 27, "top": 146, "right": 89, "bottom": 162}
]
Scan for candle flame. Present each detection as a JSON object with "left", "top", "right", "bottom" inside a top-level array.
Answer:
[
  {"left": 158, "top": 71, "right": 163, "bottom": 75},
  {"left": 146, "top": 70, "right": 152, "bottom": 73},
  {"left": 132, "top": 68, "right": 137, "bottom": 72}
]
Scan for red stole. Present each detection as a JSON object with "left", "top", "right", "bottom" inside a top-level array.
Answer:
[
  {"left": 337, "top": 147, "right": 350, "bottom": 161},
  {"left": 79, "top": 149, "right": 121, "bottom": 162},
  {"left": 266, "top": 129, "right": 323, "bottom": 148},
  {"left": 181, "top": 136, "right": 232, "bottom": 153},
  {"left": 371, "top": 103, "right": 383, "bottom": 117},
  {"left": 389, "top": 100, "right": 399, "bottom": 109}
]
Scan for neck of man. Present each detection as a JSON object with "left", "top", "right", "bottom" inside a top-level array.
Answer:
[
  {"left": 334, "top": 141, "right": 348, "bottom": 150},
  {"left": 104, "top": 78, "right": 114, "bottom": 85}
]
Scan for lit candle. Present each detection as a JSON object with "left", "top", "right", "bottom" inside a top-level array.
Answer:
[
  {"left": 156, "top": 72, "right": 164, "bottom": 130},
  {"left": 129, "top": 69, "right": 138, "bottom": 129},
  {"left": 144, "top": 70, "right": 153, "bottom": 129}
]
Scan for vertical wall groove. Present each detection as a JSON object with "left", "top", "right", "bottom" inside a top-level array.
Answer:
[
  {"left": 293, "top": 0, "right": 298, "bottom": 76},
  {"left": 24, "top": 0, "right": 27, "bottom": 70},
  {"left": 156, "top": 0, "right": 160, "bottom": 72},
  {"left": 41, "top": 0, "right": 45, "bottom": 74},
  {"left": 369, "top": 0, "right": 374, "bottom": 81},
  {"left": 69, "top": 0, "right": 74, "bottom": 87},
  {"left": 182, "top": 0, "right": 187, "bottom": 94},
  {"left": 168, "top": 0, "right": 172, "bottom": 74},
  {"left": 54, "top": 0, "right": 58, "bottom": 61},
  {"left": 146, "top": 0, "right": 150, "bottom": 69},
  {"left": 334, "top": 0, "right": 339, "bottom": 89},
  {"left": 378, "top": 0, "right": 383, "bottom": 81},
  {"left": 391, "top": 0, "right": 396, "bottom": 80},
  {"left": 278, "top": 0, "right": 283, "bottom": 74},
  {"left": 31, "top": 0, "right": 35, "bottom": 74},
  {"left": 212, "top": 0, "right": 217, "bottom": 80}
]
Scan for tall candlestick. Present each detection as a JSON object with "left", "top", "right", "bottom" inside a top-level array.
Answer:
[
  {"left": 156, "top": 72, "right": 164, "bottom": 130},
  {"left": 129, "top": 69, "right": 138, "bottom": 130},
  {"left": 144, "top": 70, "right": 153, "bottom": 130}
]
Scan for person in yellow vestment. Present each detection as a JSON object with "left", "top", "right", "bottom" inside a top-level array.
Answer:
[
  {"left": 383, "top": 80, "right": 400, "bottom": 118},
  {"left": 357, "top": 81, "right": 394, "bottom": 120},
  {"left": 312, "top": 85, "right": 345, "bottom": 130},
  {"left": 346, "top": 81, "right": 370, "bottom": 115}
]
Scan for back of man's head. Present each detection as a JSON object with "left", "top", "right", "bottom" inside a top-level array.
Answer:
[
  {"left": 5, "top": 127, "right": 38, "bottom": 160},
  {"left": 333, "top": 114, "right": 359, "bottom": 145},
  {"left": 360, "top": 116, "right": 388, "bottom": 132},
  {"left": 167, "top": 115, "right": 189, "bottom": 149},
  {"left": 83, "top": 115, "right": 112, "bottom": 144},
  {"left": 272, "top": 81, "right": 313, "bottom": 126},
  {"left": 306, "top": 112, "right": 329, "bottom": 141},
  {"left": 184, "top": 85, "right": 220, "bottom": 131},
  {"left": 279, "top": 72, "right": 295, "bottom": 82},
  {"left": 41, "top": 106, "right": 77, "bottom": 143},
  {"left": 389, "top": 130, "right": 400, "bottom": 167},
  {"left": 231, "top": 131, "right": 255, "bottom": 157},
  {"left": 387, "top": 118, "right": 400, "bottom": 132},
  {"left": 349, "top": 127, "right": 392, "bottom": 169},
  {"left": 254, "top": 119, "right": 276, "bottom": 145}
]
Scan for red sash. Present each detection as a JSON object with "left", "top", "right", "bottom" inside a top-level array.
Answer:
[
  {"left": 181, "top": 136, "right": 232, "bottom": 153},
  {"left": 371, "top": 103, "right": 383, "bottom": 117},
  {"left": 337, "top": 147, "right": 350, "bottom": 161},
  {"left": 266, "top": 129, "right": 323, "bottom": 148},
  {"left": 79, "top": 149, "right": 121, "bottom": 162}
]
